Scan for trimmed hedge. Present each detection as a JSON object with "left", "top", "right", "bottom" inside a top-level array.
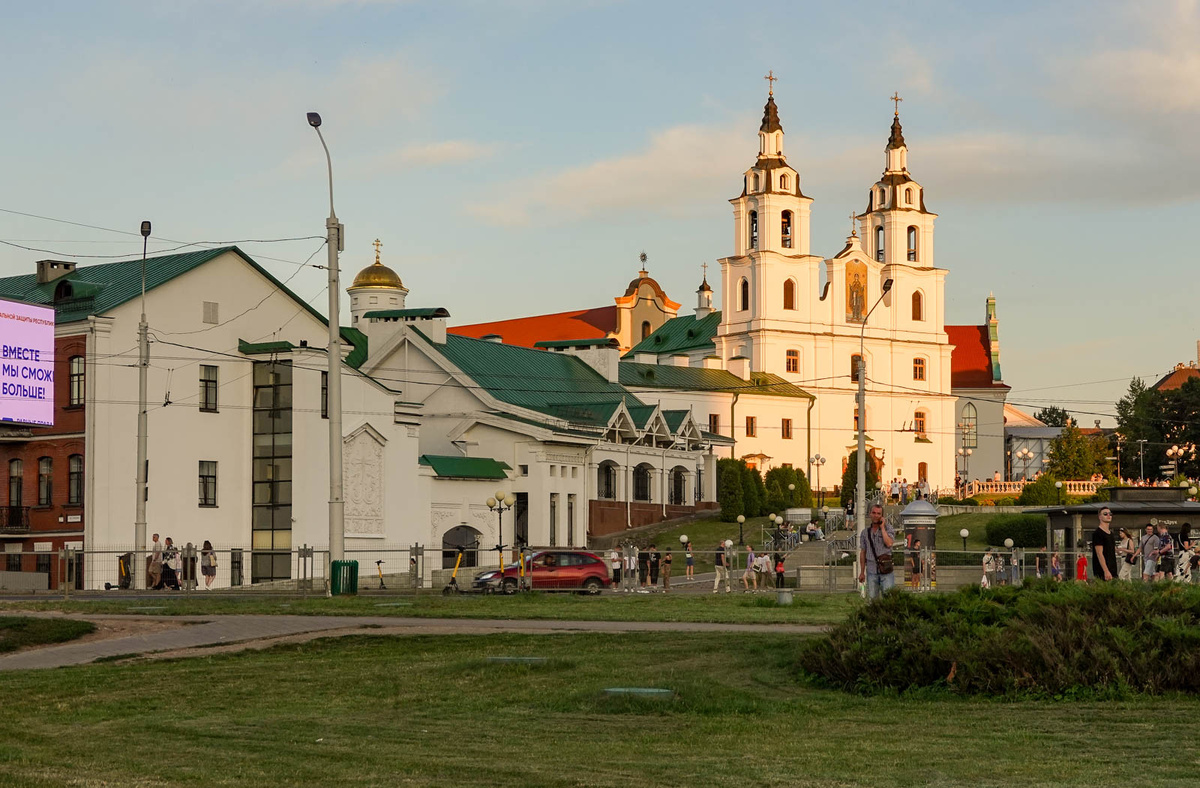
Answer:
[
  {"left": 796, "top": 580, "right": 1200, "bottom": 697},
  {"left": 985, "top": 514, "right": 1046, "bottom": 548}
]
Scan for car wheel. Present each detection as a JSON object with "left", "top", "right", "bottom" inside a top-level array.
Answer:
[
  {"left": 582, "top": 577, "right": 603, "bottom": 595},
  {"left": 502, "top": 578, "right": 518, "bottom": 595}
]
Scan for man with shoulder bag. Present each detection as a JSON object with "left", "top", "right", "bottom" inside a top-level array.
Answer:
[{"left": 857, "top": 504, "right": 895, "bottom": 599}]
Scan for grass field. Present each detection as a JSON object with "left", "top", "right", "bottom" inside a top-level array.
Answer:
[
  {"left": 2, "top": 630, "right": 1197, "bottom": 787},
  {"left": 0, "top": 616, "right": 94, "bottom": 653},
  {"left": 0, "top": 591, "right": 860, "bottom": 625}
]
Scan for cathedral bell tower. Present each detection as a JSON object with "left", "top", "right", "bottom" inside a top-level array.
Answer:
[{"left": 858, "top": 95, "right": 937, "bottom": 268}]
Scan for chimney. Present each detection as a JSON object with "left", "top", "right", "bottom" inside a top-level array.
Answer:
[
  {"left": 535, "top": 338, "right": 621, "bottom": 383},
  {"left": 697, "top": 355, "right": 722, "bottom": 370},
  {"left": 671, "top": 354, "right": 690, "bottom": 367},
  {"left": 728, "top": 355, "right": 750, "bottom": 380},
  {"left": 36, "top": 260, "right": 76, "bottom": 284}
]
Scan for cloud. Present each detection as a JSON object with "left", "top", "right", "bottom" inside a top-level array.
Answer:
[{"left": 384, "top": 139, "right": 499, "bottom": 168}]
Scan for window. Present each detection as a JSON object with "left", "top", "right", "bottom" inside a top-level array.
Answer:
[
  {"left": 641, "top": 320, "right": 652, "bottom": 340},
  {"left": 781, "top": 210, "right": 793, "bottom": 248},
  {"left": 752, "top": 174, "right": 760, "bottom": 191},
  {"left": 749, "top": 211, "right": 758, "bottom": 249},
  {"left": 913, "top": 411, "right": 927, "bottom": 438},
  {"left": 708, "top": 413, "right": 720, "bottom": 434},
  {"left": 738, "top": 278, "right": 750, "bottom": 311},
  {"left": 549, "top": 493, "right": 558, "bottom": 546},
  {"left": 68, "top": 356, "right": 85, "bottom": 406},
  {"left": 8, "top": 459, "right": 21, "bottom": 506},
  {"left": 519, "top": 465, "right": 529, "bottom": 476},
  {"left": 905, "top": 187, "right": 913, "bottom": 205},
  {"left": 781, "top": 418, "right": 792, "bottom": 440},
  {"left": 549, "top": 465, "right": 557, "bottom": 477},
  {"left": 961, "top": 403, "right": 978, "bottom": 449},
  {"left": 669, "top": 467, "right": 686, "bottom": 505},
  {"left": 913, "top": 357, "right": 926, "bottom": 381},
  {"left": 745, "top": 416, "right": 757, "bottom": 438},
  {"left": 567, "top": 494, "right": 576, "bottom": 546},
  {"left": 912, "top": 291, "right": 923, "bottom": 322},
  {"left": 37, "top": 458, "right": 52, "bottom": 506},
  {"left": 875, "top": 225, "right": 884, "bottom": 262},
  {"left": 202, "top": 301, "right": 219, "bottom": 324},
  {"left": 199, "top": 365, "right": 218, "bottom": 412},
  {"left": 854, "top": 407, "right": 864, "bottom": 432},
  {"left": 783, "top": 279, "right": 795, "bottom": 310},
  {"left": 780, "top": 174, "right": 789, "bottom": 191},
  {"left": 68, "top": 455, "right": 83, "bottom": 505},
  {"left": 199, "top": 460, "right": 218, "bottom": 507},
  {"left": 918, "top": 461, "right": 928, "bottom": 482},
  {"left": 850, "top": 354, "right": 863, "bottom": 383},
  {"left": 5, "top": 553, "right": 19, "bottom": 573},
  {"left": 907, "top": 226, "right": 918, "bottom": 262},
  {"left": 633, "top": 465, "right": 652, "bottom": 502},
  {"left": 786, "top": 349, "right": 799, "bottom": 373},
  {"left": 251, "top": 361, "right": 293, "bottom": 581},
  {"left": 598, "top": 462, "right": 617, "bottom": 500},
  {"left": 321, "top": 371, "right": 329, "bottom": 419},
  {"left": 36, "top": 553, "right": 51, "bottom": 576}
]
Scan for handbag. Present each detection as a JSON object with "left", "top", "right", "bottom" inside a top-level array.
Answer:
[{"left": 866, "top": 528, "right": 894, "bottom": 575}]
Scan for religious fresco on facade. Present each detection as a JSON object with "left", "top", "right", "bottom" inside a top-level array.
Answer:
[{"left": 845, "top": 260, "right": 867, "bottom": 323}]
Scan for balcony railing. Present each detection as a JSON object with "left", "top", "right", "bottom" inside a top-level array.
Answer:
[{"left": 1, "top": 506, "right": 31, "bottom": 534}]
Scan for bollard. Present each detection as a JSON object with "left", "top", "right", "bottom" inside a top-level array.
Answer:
[{"left": 776, "top": 589, "right": 793, "bottom": 605}]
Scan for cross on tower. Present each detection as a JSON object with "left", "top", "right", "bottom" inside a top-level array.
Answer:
[
  {"left": 764, "top": 70, "right": 777, "bottom": 96},
  {"left": 849, "top": 211, "right": 858, "bottom": 237},
  {"left": 890, "top": 91, "right": 903, "bottom": 116},
  {"left": 702, "top": 261, "right": 708, "bottom": 279},
  {"left": 373, "top": 238, "right": 382, "bottom": 264}
]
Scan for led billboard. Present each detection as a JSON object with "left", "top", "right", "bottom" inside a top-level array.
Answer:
[{"left": 0, "top": 296, "right": 56, "bottom": 427}]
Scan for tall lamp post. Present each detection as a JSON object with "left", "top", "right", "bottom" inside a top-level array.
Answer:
[
  {"left": 307, "top": 112, "right": 346, "bottom": 568},
  {"left": 1055, "top": 480, "right": 1063, "bottom": 505},
  {"left": 856, "top": 277, "right": 893, "bottom": 542},
  {"left": 487, "top": 491, "right": 516, "bottom": 577},
  {"left": 1166, "top": 444, "right": 1184, "bottom": 478},
  {"left": 1015, "top": 447, "right": 1034, "bottom": 481},
  {"left": 132, "top": 220, "right": 151, "bottom": 588},
  {"left": 1136, "top": 438, "right": 1148, "bottom": 481},
  {"left": 810, "top": 454, "right": 826, "bottom": 507},
  {"left": 737, "top": 514, "right": 746, "bottom": 546}
]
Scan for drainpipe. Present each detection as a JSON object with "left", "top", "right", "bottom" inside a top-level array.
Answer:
[
  {"left": 806, "top": 396, "right": 814, "bottom": 485},
  {"left": 661, "top": 446, "right": 668, "bottom": 518},
  {"left": 730, "top": 392, "right": 739, "bottom": 460},
  {"left": 625, "top": 443, "right": 632, "bottom": 529}
]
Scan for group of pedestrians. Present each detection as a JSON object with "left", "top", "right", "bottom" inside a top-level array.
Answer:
[
  {"left": 1090, "top": 508, "right": 1194, "bottom": 583},
  {"left": 611, "top": 542, "right": 689, "bottom": 593},
  {"left": 146, "top": 533, "right": 218, "bottom": 590}
]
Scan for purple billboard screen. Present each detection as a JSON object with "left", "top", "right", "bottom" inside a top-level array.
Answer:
[{"left": 0, "top": 297, "right": 56, "bottom": 427}]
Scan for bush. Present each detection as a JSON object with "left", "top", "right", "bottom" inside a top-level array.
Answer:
[
  {"left": 718, "top": 460, "right": 744, "bottom": 522},
  {"left": 996, "top": 497, "right": 1017, "bottom": 506},
  {"left": 958, "top": 497, "right": 979, "bottom": 507},
  {"left": 1017, "top": 474, "right": 1061, "bottom": 506},
  {"left": 937, "top": 495, "right": 959, "bottom": 505},
  {"left": 984, "top": 514, "right": 1046, "bottom": 548},
  {"left": 796, "top": 580, "right": 1200, "bottom": 697}
]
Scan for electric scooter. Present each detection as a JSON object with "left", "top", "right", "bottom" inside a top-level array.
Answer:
[
  {"left": 375, "top": 559, "right": 387, "bottom": 590},
  {"left": 443, "top": 546, "right": 465, "bottom": 595}
]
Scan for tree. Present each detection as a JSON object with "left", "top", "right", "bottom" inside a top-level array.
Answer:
[
  {"left": 741, "top": 464, "right": 763, "bottom": 519},
  {"left": 840, "top": 452, "right": 879, "bottom": 506},
  {"left": 766, "top": 479, "right": 788, "bottom": 514},
  {"left": 717, "top": 459, "right": 744, "bottom": 522},
  {"left": 1016, "top": 474, "right": 1061, "bottom": 506},
  {"left": 1047, "top": 424, "right": 1107, "bottom": 479},
  {"left": 748, "top": 465, "right": 767, "bottom": 517},
  {"left": 1159, "top": 378, "right": 1200, "bottom": 479},
  {"left": 1034, "top": 406, "right": 1070, "bottom": 427},
  {"left": 1114, "top": 377, "right": 1162, "bottom": 479},
  {"left": 764, "top": 466, "right": 815, "bottom": 509}
]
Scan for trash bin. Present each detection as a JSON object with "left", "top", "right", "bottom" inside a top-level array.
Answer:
[
  {"left": 117, "top": 552, "right": 132, "bottom": 590},
  {"left": 330, "top": 560, "right": 359, "bottom": 596}
]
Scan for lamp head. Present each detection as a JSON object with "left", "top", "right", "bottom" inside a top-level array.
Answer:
[
  {"left": 140, "top": 220, "right": 151, "bottom": 238},
  {"left": 504, "top": 494, "right": 516, "bottom": 507},
  {"left": 737, "top": 515, "right": 745, "bottom": 524},
  {"left": 486, "top": 497, "right": 496, "bottom": 508},
  {"left": 1004, "top": 538, "right": 1014, "bottom": 548},
  {"left": 495, "top": 489, "right": 506, "bottom": 501},
  {"left": 788, "top": 483, "right": 795, "bottom": 491},
  {"left": 307, "top": 112, "right": 322, "bottom": 128},
  {"left": 882, "top": 278, "right": 894, "bottom": 293},
  {"left": 1055, "top": 481, "right": 1063, "bottom": 489},
  {"left": 959, "top": 528, "right": 970, "bottom": 538}
]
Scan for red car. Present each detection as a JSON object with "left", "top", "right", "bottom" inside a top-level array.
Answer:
[{"left": 472, "top": 550, "right": 612, "bottom": 594}]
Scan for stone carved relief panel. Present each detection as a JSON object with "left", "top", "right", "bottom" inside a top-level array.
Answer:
[{"left": 344, "top": 428, "right": 385, "bottom": 535}]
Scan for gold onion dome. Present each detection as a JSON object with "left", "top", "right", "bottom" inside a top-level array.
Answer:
[{"left": 351, "top": 239, "right": 405, "bottom": 289}]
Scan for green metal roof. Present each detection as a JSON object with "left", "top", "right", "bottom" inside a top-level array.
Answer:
[
  {"left": 662, "top": 409, "right": 690, "bottom": 433},
  {"left": 534, "top": 338, "right": 619, "bottom": 349},
  {"left": 0, "top": 246, "right": 330, "bottom": 328},
  {"left": 624, "top": 310, "right": 721, "bottom": 358},
  {"left": 626, "top": 403, "right": 658, "bottom": 429},
  {"left": 491, "top": 412, "right": 604, "bottom": 439},
  {"left": 340, "top": 327, "right": 368, "bottom": 370},
  {"left": 239, "top": 339, "right": 296, "bottom": 355},
  {"left": 418, "top": 454, "right": 511, "bottom": 480},
  {"left": 416, "top": 331, "right": 648, "bottom": 427},
  {"left": 364, "top": 307, "right": 450, "bottom": 319},
  {"left": 619, "top": 362, "right": 813, "bottom": 399}
]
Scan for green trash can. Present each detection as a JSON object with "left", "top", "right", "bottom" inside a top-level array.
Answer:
[{"left": 330, "top": 560, "right": 359, "bottom": 596}]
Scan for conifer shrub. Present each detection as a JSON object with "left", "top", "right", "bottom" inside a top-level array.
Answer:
[{"left": 796, "top": 580, "right": 1200, "bottom": 697}]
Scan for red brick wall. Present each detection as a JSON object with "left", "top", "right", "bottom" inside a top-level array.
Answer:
[{"left": 587, "top": 500, "right": 700, "bottom": 537}]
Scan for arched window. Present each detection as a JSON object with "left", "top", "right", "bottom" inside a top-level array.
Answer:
[
  {"left": 783, "top": 279, "right": 795, "bottom": 310},
  {"left": 68, "top": 455, "right": 83, "bottom": 505},
  {"left": 780, "top": 174, "right": 789, "bottom": 191},
  {"left": 875, "top": 225, "right": 884, "bottom": 262},
  {"left": 781, "top": 210, "right": 793, "bottom": 248},
  {"left": 641, "top": 321, "right": 652, "bottom": 340},
  {"left": 37, "top": 457, "right": 52, "bottom": 506},
  {"left": 907, "top": 226, "right": 918, "bottom": 262},
  {"left": 850, "top": 354, "right": 863, "bottom": 383},
  {"left": 68, "top": 356, "right": 85, "bottom": 406},
  {"left": 961, "top": 403, "right": 978, "bottom": 449},
  {"left": 749, "top": 211, "right": 759, "bottom": 249},
  {"left": 739, "top": 278, "right": 750, "bottom": 311},
  {"left": 785, "top": 349, "right": 799, "bottom": 373},
  {"left": 913, "top": 357, "right": 926, "bottom": 381},
  {"left": 442, "top": 525, "right": 482, "bottom": 569},
  {"left": 669, "top": 467, "right": 688, "bottom": 505},
  {"left": 633, "top": 464, "right": 653, "bottom": 502},
  {"left": 905, "top": 187, "right": 913, "bottom": 205},
  {"left": 8, "top": 459, "right": 23, "bottom": 506},
  {"left": 912, "top": 291, "right": 924, "bottom": 321},
  {"left": 918, "top": 461, "right": 928, "bottom": 482},
  {"left": 913, "top": 410, "right": 927, "bottom": 438},
  {"left": 598, "top": 462, "right": 618, "bottom": 500},
  {"left": 752, "top": 174, "right": 760, "bottom": 191}
]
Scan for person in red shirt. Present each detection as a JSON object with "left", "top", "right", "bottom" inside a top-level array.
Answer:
[{"left": 1075, "top": 551, "right": 1088, "bottom": 581}]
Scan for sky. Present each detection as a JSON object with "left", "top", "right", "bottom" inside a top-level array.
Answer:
[{"left": 0, "top": 0, "right": 1197, "bottom": 425}]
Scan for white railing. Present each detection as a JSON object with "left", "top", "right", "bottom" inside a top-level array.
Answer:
[{"left": 962, "top": 479, "right": 1101, "bottom": 498}]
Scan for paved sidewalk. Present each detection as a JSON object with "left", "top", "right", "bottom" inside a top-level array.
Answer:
[{"left": 0, "top": 614, "right": 823, "bottom": 672}]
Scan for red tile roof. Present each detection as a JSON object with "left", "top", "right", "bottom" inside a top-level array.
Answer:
[
  {"left": 1152, "top": 365, "right": 1200, "bottom": 391},
  {"left": 449, "top": 306, "right": 617, "bottom": 348},
  {"left": 946, "top": 324, "right": 1008, "bottom": 389}
]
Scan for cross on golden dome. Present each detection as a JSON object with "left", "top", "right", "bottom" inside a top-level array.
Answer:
[{"left": 373, "top": 238, "right": 382, "bottom": 263}]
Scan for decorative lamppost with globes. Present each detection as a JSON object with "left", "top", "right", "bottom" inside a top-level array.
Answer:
[
  {"left": 960, "top": 527, "right": 970, "bottom": 552},
  {"left": 1015, "top": 447, "right": 1034, "bottom": 481},
  {"left": 737, "top": 514, "right": 746, "bottom": 546},
  {"left": 486, "top": 491, "right": 516, "bottom": 580},
  {"left": 809, "top": 455, "right": 825, "bottom": 507},
  {"left": 1055, "top": 480, "right": 1063, "bottom": 506}
]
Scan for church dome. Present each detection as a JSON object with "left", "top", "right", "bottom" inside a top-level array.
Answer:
[{"left": 349, "top": 239, "right": 405, "bottom": 290}]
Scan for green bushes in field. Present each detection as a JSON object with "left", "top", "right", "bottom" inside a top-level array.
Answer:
[
  {"left": 796, "top": 580, "right": 1200, "bottom": 697},
  {"left": 985, "top": 514, "right": 1046, "bottom": 548},
  {"left": 1016, "top": 474, "right": 1061, "bottom": 506}
]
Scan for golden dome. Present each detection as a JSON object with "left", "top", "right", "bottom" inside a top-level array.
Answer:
[{"left": 350, "top": 239, "right": 405, "bottom": 290}]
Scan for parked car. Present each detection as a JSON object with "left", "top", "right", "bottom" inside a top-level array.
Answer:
[{"left": 472, "top": 550, "right": 611, "bottom": 594}]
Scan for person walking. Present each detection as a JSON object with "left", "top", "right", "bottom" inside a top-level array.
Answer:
[
  {"left": 200, "top": 540, "right": 217, "bottom": 589},
  {"left": 609, "top": 548, "right": 621, "bottom": 588},
  {"left": 661, "top": 550, "right": 673, "bottom": 592},
  {"left": 1116, "top": 528, "right": 1137, "bottom": 582},
  {"left": 712, "top": 541, "right": 730, "bottom": 593},
  {"left": 1155, "top": 523, "right": 1174, "bottom": 581},
  {"left": 1050, "top": 551, "right": 1062, "bottom": 581},
  {"left": 647, "top": 545, "right": 661, "bottom": 591},
  {"left": 857, "top": 504, "right": 896, "bottom": 599},
  {"left": 638, "top": 545, "right": 650, "bottom": 590},
  {"left": 159, "top": 537, "right": 181, "bottom": 590},
  {"left": 623, "top": 544, "right": 638, "bottom": 592},
  {"left": 773, "top": 553, "right": 786, "bottom": 589},
  {"left": 982, "top": 547, "right": 998, "bottom": 588},
  {"left": 684, "top": 542, "right": 695, "bottom": 580},
  {"left": 1139, "top": 524, "right": 1159, "bottom": 581},
  {"left": 1090, "top": 507, "right": 1117, "bottom": 582},
  {"left": 741, "top": 544, "right": 758, "bottom": 592},
  {"left": 147, "top": 533, "right": 163, "bottom": 590}
]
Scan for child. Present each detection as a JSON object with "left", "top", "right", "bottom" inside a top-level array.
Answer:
[
  {"left": 684, "top": 543, "right": 694, "bottom": 580},
  {"left": 774, "top": 554, "right": 786, "bottom": 589}
]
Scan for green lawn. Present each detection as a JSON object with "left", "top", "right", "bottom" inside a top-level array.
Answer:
[
  {"left": 0, "top": 591, "right": 859, "bottom": 625},
  {"left": 935, "top": 512, "right": 996, "bottom": 550},
  {"left": 1, "top": 631, "right": 1196, "bottom": 787},
  {"left": 0, "top": 616, "right": 94, "bottom": 653}
]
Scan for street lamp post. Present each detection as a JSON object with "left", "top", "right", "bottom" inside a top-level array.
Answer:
[
  {"left": 1015, "top": 447, "right": 1034, "bottom": 481},
  {"left": 809, "top": 455, "right": 826, "bottom": 507},
  {"left": 307, "top": 111, "right": 346, "bottom": 568},
  {"left": 856, "top": 278, "right": 893, "bottom": 543},
  {"left": 1166, "top": 444, "right": 1183, "bottom": 478},
  {"left": 1137, "top": 438, "right": 1148, "bottom": 481},
  {"left": 132, "top": 220, "right": 151, "bottom": 589},
  {"left": 959, "top": 527, "right": 969, "bottom": 552},
  {"left": 737, "top": 514, "right": 746, "bottom": 546},
  {"left": 1055, "top": 480, "right": 1063, "bottom": 506},
  {"left": 486, "top": 491, "right": 516, "bottom": 584}
]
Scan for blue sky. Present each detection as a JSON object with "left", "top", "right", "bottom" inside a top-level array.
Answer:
[{"left": 1, "top": 0, "right": 1197, "bottom": 422}]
